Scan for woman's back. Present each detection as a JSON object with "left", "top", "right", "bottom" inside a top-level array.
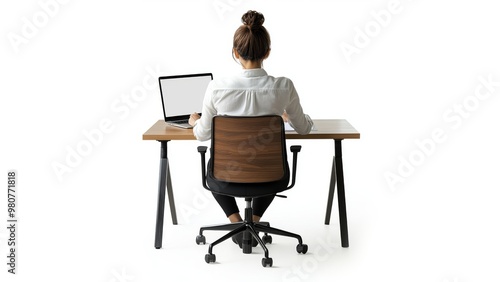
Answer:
[{"left": 210, "top": 69, "right": 296, "bottom": 116}]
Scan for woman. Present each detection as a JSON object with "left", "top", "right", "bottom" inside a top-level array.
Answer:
[{"left": 189, "top": 10, "right": 313, "bottom": 241}]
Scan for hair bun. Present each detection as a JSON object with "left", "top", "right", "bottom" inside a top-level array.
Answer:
[{"left": 241, "top": 10, "right": 265, "bottom": 28}]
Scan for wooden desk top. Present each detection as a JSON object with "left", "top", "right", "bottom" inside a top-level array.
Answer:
[
  {"left": 142, "top": 119, "right": 360, "bottom": 141},
  {"left": 143, "top": 119, "right": 360, "bottom": 141}
]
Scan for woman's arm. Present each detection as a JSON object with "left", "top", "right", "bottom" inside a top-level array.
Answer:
[
  {"left": 192, "top": 82, "right": 217, "bottom": 141},
  {"left": 285, "top": 81, "right": 314, "bottom": 134}
]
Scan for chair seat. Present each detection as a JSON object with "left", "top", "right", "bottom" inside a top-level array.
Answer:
[{"left": 206, "top": 159, "right": 291, "bottom": 198}]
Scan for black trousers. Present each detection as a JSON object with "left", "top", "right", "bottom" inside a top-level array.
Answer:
[{"left": 212, "top": 193, "right": 275, "bottom": 218}]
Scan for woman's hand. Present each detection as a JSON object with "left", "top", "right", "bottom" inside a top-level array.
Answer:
[
  {"left": 189, "top": 113, "right": 200, "bottom": 126},
  {"left": 281, "top": 111, "right": 289, "bottom": 123}
]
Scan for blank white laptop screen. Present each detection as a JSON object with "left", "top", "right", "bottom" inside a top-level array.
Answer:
[{"left": 159, "top": 73, "right": 212, "bottom": 119}]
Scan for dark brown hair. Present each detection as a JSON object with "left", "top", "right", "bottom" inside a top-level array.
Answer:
[{"left": 233, "top": 10, "right": 271, "bottom": 62}]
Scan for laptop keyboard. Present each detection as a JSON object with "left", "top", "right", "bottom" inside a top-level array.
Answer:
[{"left": 170, "top": 119, "right": 189, "bottom": 124}]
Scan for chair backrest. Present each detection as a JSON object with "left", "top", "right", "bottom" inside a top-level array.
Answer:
[{"left": 210, "top": 115, "right": 286, "bottom": 183}]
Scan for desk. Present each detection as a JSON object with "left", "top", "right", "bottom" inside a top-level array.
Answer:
[{"left": 143, "top": 119, "right": 360, "bottom": 249}]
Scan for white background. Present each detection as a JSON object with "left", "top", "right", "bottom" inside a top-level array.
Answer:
[{"left": 1, "top": 0, "right": 500, "bottom": 281}]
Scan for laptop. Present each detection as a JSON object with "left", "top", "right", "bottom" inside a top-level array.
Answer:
[{"left": 158, "top": 73, "right": 213, "bottom": 129}]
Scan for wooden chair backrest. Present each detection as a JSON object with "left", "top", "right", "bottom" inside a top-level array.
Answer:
[{"left": 211, "top": 115, "right": 286, "bottom": 183}]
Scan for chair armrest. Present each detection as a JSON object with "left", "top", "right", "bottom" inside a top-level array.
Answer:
[
  {"left": 197, "top": 146, "right": 209, "bottom": 189},
  {"left": 287, "top": 145, "right": 302, "bottom": 189}
]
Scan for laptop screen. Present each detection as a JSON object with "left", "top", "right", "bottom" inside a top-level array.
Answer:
[{"left": 159, "top": 73, "right": 213, "bottom": 119}]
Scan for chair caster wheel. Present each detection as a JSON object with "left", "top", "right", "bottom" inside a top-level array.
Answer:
[
  {"left": 262, "top": 234, "right": 272, "bottom": 244},
  {"left": 205, "top": 253, "right": 216, "bottom": 263},
  {"left": 262, "top": 257, "right": 273, "bottom": 267},
  {"left": 196, "top": 235, "right": 206, "bottom": 245},
  {"left": 296, "top": 244, "right": 308, "bottom": 254}
]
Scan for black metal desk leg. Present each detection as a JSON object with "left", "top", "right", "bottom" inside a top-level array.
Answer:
[
  {"left": 166, "top": 158, "right": 177, "bottom": 225},
  {"left": 335, "top": 139, "right": 349, "bottom": 248},
  {"left": 325, "top": 150, "right": 336, "bottom": 225},
  {"left": 154, "top": 141, "right": 178, "bottom": 249}
]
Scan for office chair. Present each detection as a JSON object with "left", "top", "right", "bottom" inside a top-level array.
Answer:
[{"left": 195, "top": 115, "right": 308, "bottom": 267}]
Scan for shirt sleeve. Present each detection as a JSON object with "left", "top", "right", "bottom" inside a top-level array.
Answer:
[
  {"left": 193, "top": 82, "right": 217, "bottom": 141},
  {"left": 285, "top": 80, "right": 314, "bottom": 135}
]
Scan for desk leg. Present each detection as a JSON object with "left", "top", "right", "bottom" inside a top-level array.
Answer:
[
  {"left": 166, "top": 158, "right": 177, "bottom": 225},
  {"left": 154, "top": 141, "right": 178, "bottom": 249},
  {"left": 324, "top": 151, "right": 336, "bottom": 225},
  {"left": 335, "top": 139, "right": 349, "bottom": 248}
]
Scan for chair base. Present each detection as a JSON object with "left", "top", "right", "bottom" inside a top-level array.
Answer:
[{"left": 196, "top": 199, "right": 308, "bottom": 267}]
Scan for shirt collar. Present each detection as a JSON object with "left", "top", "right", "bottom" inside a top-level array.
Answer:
[{"left": 240, "top": 68, "right": 268, "bottom": 77}]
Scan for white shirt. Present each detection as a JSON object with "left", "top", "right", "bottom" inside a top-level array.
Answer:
[{"left": 193, "top": 68, "right": 314, "bottom": 141}]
